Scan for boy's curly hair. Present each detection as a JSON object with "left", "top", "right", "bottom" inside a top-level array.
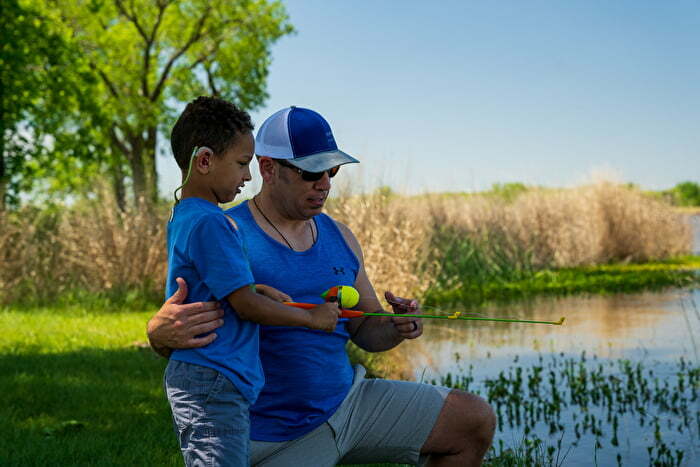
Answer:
[{"left": 171, "top": 96, "right": 254, "bottom": 170}]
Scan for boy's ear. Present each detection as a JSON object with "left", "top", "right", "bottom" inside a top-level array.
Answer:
[{"left": 194, "top": 147, "right": 214, "bottom": 174}]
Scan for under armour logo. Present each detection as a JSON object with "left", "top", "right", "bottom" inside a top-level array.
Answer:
[{"left": 332, "top": 267, "right": 345, "bottom": 275}]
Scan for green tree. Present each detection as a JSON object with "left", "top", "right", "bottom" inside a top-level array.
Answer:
[
  {"left": 25, "top": 0, "right": 293, "bottom": 206},
  {"left": 1, "top": 0, "right": 106, "bottom": 210},
  {"left": 671, "top": 181, "right": 700, "bottom": 207},
  {"left": 489, "top": 182, "right": 529, "bottom": 202}
]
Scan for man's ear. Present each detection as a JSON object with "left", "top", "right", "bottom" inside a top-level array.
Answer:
[
  {"left": 258, "top": 156, "right": 276, "bottom": 183},
  {"left": 194, "top": 147, "right": 214, "bottom": 174}
]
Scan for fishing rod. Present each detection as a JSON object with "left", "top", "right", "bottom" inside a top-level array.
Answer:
[{"left": 284, "top": 286, "right": 565, "bottom": 326}]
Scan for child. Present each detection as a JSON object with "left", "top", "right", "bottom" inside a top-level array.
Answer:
[{"left": 165, "top": 96, "right": 339, "bottom": 466}]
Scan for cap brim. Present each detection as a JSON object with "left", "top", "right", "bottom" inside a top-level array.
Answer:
[{"left": 286, "top": 150, "right": 359, "bottom": 172}]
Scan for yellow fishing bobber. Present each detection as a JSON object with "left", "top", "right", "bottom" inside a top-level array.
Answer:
[{"left": 322, "top": 285, "right": 360, "bottom": 308}]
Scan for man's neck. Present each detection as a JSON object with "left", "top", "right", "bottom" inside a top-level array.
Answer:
[{"left": 253, "top": 191, "right": 308, "bottom": 231}]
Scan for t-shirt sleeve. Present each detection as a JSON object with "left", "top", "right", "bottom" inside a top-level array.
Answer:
[{"left": 187, "top": 213, "right": 255, "bottom": 300}]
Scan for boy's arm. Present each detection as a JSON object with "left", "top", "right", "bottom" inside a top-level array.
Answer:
[
  {"left": 254, "top": 284, "right": 292, "bottom": 302},
  {"left": 190, "top": 214, "right": 339, "bottom": 331},
  {"left": 227, "top": 285, "right": 340, "bottom": 331}
]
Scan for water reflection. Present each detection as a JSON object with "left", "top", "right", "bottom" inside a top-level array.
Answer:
[{"left": 403, "top": 289, "right": 700, "bottom": 379}]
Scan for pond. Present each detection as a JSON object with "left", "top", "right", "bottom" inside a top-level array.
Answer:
[{"left": 399, "top": 217, "right": 700, "bottom": 466}]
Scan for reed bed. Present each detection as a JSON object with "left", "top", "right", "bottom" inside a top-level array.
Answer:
[
  {"left": 0, "top": 197, "right": 167, "bottom": 305},
  {"left": 0, "top": 182, "right": 692, "bottom": 307}
]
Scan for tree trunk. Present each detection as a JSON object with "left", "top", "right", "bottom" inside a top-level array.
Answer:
[
  {"left": 0, "top": 179, "right": 6, "bottom": 213},
  {"left": 126, "top": 134, "right": 148, "bottom": 206},
  {"left": 0, "top": 150, "right": 5, "bottom": 212},
  {"left": 0, "top": 97, "right": 5, "bottom": 212},
  {"left": 109, "top": 149, "right": 126, "bottom": 212},
  {"left": 144, "top": 126, "right": 158, "bottom": 204}
]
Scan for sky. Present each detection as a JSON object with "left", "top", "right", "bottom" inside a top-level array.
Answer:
[{"left": 158, "top": 0, "right": 700, "bottom": 198}]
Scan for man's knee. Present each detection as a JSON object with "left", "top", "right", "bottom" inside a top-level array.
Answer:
[
  {"left": 449, "top": 390, "right": 496, "bottom": 446},
  {"left": 423, "top": 389, "right": 495, "bottom": 456}
]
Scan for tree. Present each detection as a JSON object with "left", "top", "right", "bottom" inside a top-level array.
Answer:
[
  {"left": 27, "top": 0, "right": 293, "bottom": 206},
  {"left": 672, "top": 181, "right": 700, "bottom": 207},
  {"left": 1, "top": 0, "right": 106, "bottom": 210}
]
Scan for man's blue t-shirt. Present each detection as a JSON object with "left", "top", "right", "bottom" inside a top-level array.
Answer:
[
  {"left": 228, "top": 201, "right": 360, "bottom": 441},
  {"left": 166, "top": 197, "right": 262, "bottom": 404}
]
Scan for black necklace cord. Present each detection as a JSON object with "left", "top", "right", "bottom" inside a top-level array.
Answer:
[{"left": 252, "top": 197, "right": 316, "bottom": 251}]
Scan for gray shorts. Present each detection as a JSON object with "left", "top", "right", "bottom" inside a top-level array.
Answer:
[
  {"left": 251, "top": 365, "right": 450, "bottom": 466},
  {"left": 165, "top": 360, "right": 250, "bottom": 467}
]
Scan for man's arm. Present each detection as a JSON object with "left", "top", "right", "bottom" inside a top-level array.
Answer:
[
  {"left": 336, "top": 221, "right": 423, "bottom": 352},
  {"left": 147, "top": 277, "right": 225, "bottom": 358},
  {"left": 147, "top": 278, "right": 340, "bottom": 357}
]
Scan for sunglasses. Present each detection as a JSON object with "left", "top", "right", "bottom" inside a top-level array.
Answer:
[{"left": 276, "top": 159, "right": 340, "bottom": 182}]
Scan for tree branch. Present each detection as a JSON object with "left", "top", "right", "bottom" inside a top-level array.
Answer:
[
  {"left": 205, "top": 66, "right": 219, "bottom": 96},
  {"left": 90, "top": 62, "right": 120, "bottom": 98},
  {"left": 141, "top": 1, "right": 172, "bottom": 97},
  {"left": 109, "top": 125, "right": 130, "bottom": 156},
  {"left": 114, "top": 0, "right": 153, "bottom": 97},
  {"left": 114, "top": 0, "right": 149, "bottom": 43},
  {"left": 188, "top": 45, "right": 219, "bottom": 71},
  {"left": 149, "top": 10, "right": 210, "bottom": 102}
]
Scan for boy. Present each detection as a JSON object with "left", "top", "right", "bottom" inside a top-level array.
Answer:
[{"left": 165, "top": 96, "right": 340, "bottom": 466}]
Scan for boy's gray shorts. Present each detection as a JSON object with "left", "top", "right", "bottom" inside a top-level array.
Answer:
[
  {"left": 251, "top": 365, "right": 451, "bottom": 466},
  {"left": 165, "top": 360, "right": 250, "bottom": 467}
]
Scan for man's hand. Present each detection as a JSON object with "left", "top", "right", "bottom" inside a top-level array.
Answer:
[
  {"left": 385, "top": 291, "right": 423, "bottom": 339},
  {"left": 147, "top": 277, "right": 225, "bottom": 358}
]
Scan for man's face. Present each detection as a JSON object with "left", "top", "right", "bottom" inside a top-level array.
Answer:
[
  {"left": 210, "top": 132, "right": 254, "bottom": 204},
  {"left": 273, "top": 160, "right": 337, "bottom": 219}
]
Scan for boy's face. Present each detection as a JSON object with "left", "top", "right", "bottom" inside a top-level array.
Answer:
[{"left": 210, "top": 132, "right": 255, "bottom": 204}]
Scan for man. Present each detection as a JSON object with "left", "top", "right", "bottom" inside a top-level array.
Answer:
[{"left": 148, "top": 106, "right": 496, "bottom": 466}]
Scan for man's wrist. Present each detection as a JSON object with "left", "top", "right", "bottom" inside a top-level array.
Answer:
[{"left": 150, "top": 342, "right": 173, "bottom": 358}]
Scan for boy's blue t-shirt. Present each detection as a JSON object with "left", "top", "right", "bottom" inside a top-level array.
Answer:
[{"left": 166, "top": 197, "right": 262, "bottom": 404}]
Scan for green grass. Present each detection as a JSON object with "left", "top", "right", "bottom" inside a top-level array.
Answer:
[
  {"left": 0, "top": 307, "right": 180, "bottom": 466},
  {"left": 425, "top": 255, "right": 700, "bottom": 307},
  {"left": 0, "top": 306, "right": 544, "bottom": 466}
]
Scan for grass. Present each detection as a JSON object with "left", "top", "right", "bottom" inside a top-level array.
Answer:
[
  {"left": 0, "top": 306, "right": 555, "bottom": 466},
  {"left": 0, "top": 307, "right": 180, "bottom": 466}
]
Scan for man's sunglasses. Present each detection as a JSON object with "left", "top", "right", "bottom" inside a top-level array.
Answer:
[{"left": 276, "top": 159, "right": 340, "bottom": 182}]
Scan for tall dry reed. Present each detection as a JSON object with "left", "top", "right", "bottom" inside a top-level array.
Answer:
[
  {"left": 0, "top": 182, "right": 692, "bottom": 307},
  {"left": 427, "top": 182, "right": 691, "bottom": 270},
  {"left": 0, "top": 194, "right": 167, "bottom": 305},
  {"left": 325, "top": 190, "right": 435, "bottom": 300}
]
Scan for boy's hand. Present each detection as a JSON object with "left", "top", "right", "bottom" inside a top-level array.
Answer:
[
  {"left": 255, "top": 284, "right": 292, "bottom": 302},
  {"left": 306, "top": 302, "right": 341, "bottom": 332}
]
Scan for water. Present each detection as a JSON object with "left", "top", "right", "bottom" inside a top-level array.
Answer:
[
  {"left": 401, "top": 290, "right": 700, "bottom": 466},
  {"left": 397, "top": 219, "right": 700, "bottom": 466}
]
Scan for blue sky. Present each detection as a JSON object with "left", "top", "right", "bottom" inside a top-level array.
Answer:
[{"left": 158, "top": 0, "right": 700, "bottom": 197}]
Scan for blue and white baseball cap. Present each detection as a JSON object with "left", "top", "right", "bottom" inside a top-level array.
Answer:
[{"left": 255, "top": 106, "right": 359, "bottom": 172}]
